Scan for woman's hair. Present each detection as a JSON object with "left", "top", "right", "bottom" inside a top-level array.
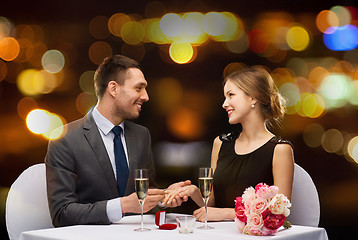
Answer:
[
  {"left": 223, "top": 66, "right": 286, "bottom": 126},
  {"left": 94, "top": 55, "right": 141, "bottom": 99}
]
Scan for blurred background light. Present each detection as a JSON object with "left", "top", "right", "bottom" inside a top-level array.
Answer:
[
  {"left": 76, "top": 92, "right": 97, "bottom": 115},
  {"left": 0, "top": 37, "right": 20, "bottom": 61},
  {"left": 41, "top": 50, "right": 65, "bottom": 73},
  {"left": 26, "top": 109, "right": 50, "bottom": 134},
  {"left": 89, "top": 16, "right": 110, "bottom": 39},
  {"left": 321, "top": 129, "right": 344, "bottom": 153},
  {"left": 79, "top": 71, "right": 95, "bottom": 94},
  {"left": 286, "top": 25, "right": 310, "bottom": 51},
  {"left": 202, "top": 12, "right": 226, "bottom": 37},
  {"left": 169, "top": 42, "right": 195, "bottom": 64},
  {"left": 330, "top": 5, "right": 352, "bottom": 26},
  {"left": 89, "top": 41, "right": 112, "bottom": 65},
  {"left": 0, "top": 16, "right": 14, "bottom": 38},
  {"left": 248, "top": 29, "right": 269, "bottom": 53},
  {"left": 17, "top": 97, "right": 38, "bottom": 120},
  {"left": 108, "top": 13, "right": 131, "bottom": 37},
  {"left": 323, "top": 24, "right": 358, "bottom": 51},
  {"left": 167, "top": 107, "right": 204, "bottom": 140},
  {"left": 347, "top": 136, "right": 358, "bottom": 164},
  {"left": 160, "top": 13, "right": 182, "bottom": 37},
  {"left": 319, "top": 73, "right": 352, "bottom": 109},
  {"left": 181, "top": 12, "right": 207, "bottom": 44},
  {"left": 316, "top": 10, "right": 339, "bottom": 34},
  {"left": 121, "top": 21, "right": 145, "bottom": 45},
  {"left": 224, "top": 33, "right": 249, "bottom": 54},
  {"left": 303, "top": 123, "right": 325, "bottom": 148},
  {"left": 279, "top": 82, "right": 300, "bottom": 107}
]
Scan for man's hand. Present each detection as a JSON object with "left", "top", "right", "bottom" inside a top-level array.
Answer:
[{"left": 121, "top": 189, "right": 165, "bottom": 213}]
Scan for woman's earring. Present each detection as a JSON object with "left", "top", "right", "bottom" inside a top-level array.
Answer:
[{"left": 251, "top": 104, "right": 255, "bottom": 109}]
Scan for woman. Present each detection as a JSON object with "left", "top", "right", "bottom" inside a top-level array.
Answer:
[{"left": 163, "top": 66, "right": 294, "bottom": 222}]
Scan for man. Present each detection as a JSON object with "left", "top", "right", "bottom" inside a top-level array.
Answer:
[{"left": 45, "top": 55, "right": 188, "bottom": 227}]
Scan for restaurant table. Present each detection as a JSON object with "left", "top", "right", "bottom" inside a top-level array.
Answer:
[{"left": 19, "top": 214, "right": 329, "bottom": 240}]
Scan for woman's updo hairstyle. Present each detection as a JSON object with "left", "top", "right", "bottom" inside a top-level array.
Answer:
[{"left": 223, "top": 66, "right": 286, "bottom": 127}]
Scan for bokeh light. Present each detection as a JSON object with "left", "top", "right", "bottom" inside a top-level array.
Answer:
[
  {"left": 26, "top": 109, "right": 50, "bottom": 134},
  {"left": 169, "top": 42, "right": 195, "bottom": 64},
  {"left": 321, "top": 129, "right": 344, "bottom": 153},
  {"left": 303, "top": 123, "right": 325, "bottom": 148},
  {"left": 41, "top": 50, "right": 65, "bottom": 73},
  {"left": 181, "top": 12, "right": 207, "bottom": 44},
  {"left": 17, "top": 69, "right": 59, "bottom": 96},
  {"left": 108, "top": 13, "right": 131, "bottom": 37},
  {"left": 160, "top": 13, "right": 182, "bottom": 37},
  {"left": 121, "top": 21, "right": 145, "bottom": 45},
  {"left": 26, "top": 109, "right": 65, "bottom": 140},
  {"left": 76, "top": 92, "right": 97, "bottom": 115},
  {"left": 79, "top": 71, "right": 95, "bottom": 94},
  {"left": 202, "top": 12, "right": 227, "bottom": 37},
  {"left": 17, "top": 97, "right": 38, "bottom": 120},
  {"left": 330, "top": 5, "right": 351, "bottom": 26},
  {"left": 89, "top": 16, "right": 110, "bottom": 39},
  {"left": 323, "top": 24, "right": 358, "bottom": 51},
  {"left": 89, "top": 41, "right": 112, "bottom": 65},
  {"left": 347, "top": 136, "right": 358, "bottom": 164},
  {"left": 152, "top": 77, "right": 183, "bottom": 115},
  {"left": 0, "top": 37, "right": 20, "bottom": 61},
  {"left": 316, "top": 10, "right": 339, "bottom": 33},
  {"left": 286, "top": 26, "right": 310, "bottom": 51},
  {"left": 167, "top": 107, "right": 204, "bottom": 140},
  {"left": 319, "top": 73, "right": 352, "bottom": 109}
]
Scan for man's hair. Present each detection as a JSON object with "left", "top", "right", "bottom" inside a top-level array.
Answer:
[{"left": 94, "top": 55, "right": 141, "bottom": 99}]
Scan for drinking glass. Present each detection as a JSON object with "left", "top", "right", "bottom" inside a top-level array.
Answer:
[
  {"left": 134, "top": 169, "right": 150, "bottom": 231},
  {"left": 198, "top": 167, "right": 214, "bottom": 229}
]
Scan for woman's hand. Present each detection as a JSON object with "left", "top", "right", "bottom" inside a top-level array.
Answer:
[
  {"left": 162, "top": 185, "right": 198, "bottom": 206},
  {"left": 193, "top": 207, "right": 235, "bottom": 222}
]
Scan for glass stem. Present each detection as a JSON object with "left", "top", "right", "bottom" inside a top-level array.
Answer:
[
  {"left": 140, "top": 202, "right": 144, "bottom": 229},
  {"left": 204, "top": 200, "right": 208, "bottom": 226}
]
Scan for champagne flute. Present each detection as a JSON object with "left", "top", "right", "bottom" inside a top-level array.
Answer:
[
  {"left": 198, "top": 167, "right": 214, "bottom": 229},
  {"left": 134, "top": 169, "right": 150, "bottom": 232}
]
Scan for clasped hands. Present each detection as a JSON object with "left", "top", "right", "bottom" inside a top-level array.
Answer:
[{"left": 121, "top": 180, "right": 192, "bottom": 214}]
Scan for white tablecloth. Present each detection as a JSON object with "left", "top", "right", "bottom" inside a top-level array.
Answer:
[{"left": 19, "top": 214, "right": 329, "bottom": 240}]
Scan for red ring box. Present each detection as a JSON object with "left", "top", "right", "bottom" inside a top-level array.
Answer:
[{"left": 155, "top": 211, "right": 177, "bottom": 230}]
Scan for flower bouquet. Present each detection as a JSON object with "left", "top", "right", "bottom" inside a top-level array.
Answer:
[{"left": 235, "top": 183, "right": 292, "bottom": 236}]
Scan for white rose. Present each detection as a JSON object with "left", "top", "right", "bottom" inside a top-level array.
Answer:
[{"left": 268, "top": 194, "right": 291, "bottom": 217}]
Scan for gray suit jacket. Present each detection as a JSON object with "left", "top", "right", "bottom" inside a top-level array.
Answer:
[{"left": 45, "top": 110, "right": 156, "bottom": 227}]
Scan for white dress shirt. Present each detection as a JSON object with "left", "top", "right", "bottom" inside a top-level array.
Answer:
[{"left": 92, "top": 106, "right": 129, "bottom": 223}]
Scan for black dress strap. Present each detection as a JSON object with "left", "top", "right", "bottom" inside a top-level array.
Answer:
[{"left": 270, "top": 136, "right": 294, "bottom": 149}]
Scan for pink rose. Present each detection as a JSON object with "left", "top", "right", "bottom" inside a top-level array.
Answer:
[
  {"left": 255, "top": 183, "right": 278, "bottom": 200},
  {"left": 247, "top": 213, "right": 263, "bottom": 231},
  {"left": 262, "top": 209, "right": 285, "bottom": 230},
  {"left": 249, "top": 197, "right": 267, "bottom": 214},
  {"left": 235, "top": 197, "right": 247, "bottom": 223}
]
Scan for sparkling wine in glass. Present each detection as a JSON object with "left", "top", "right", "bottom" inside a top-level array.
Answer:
[
  {"left": 134, "top": 169, "right": 150, "bottom": 232},
  {"left": 198, "top": 167, "right": 214, "bottom": 229}
]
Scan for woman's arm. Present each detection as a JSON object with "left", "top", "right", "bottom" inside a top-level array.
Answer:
[{"left": 272, "top": 143, "right": 295, "bottom": 200}]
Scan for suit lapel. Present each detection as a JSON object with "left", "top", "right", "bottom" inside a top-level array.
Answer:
[{"left": 83, "top": 110, "right": 118, "bottom": 197}]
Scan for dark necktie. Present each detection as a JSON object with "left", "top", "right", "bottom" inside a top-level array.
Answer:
[{"left": 112, "top": 126, "right": 129, "bottom": 197}]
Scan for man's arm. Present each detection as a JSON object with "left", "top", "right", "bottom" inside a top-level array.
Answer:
[{"left": 45, "top": 137, "right": 110, "bottom": 227}]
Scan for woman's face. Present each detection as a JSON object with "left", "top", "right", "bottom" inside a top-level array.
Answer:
[{"left": 222, "top": 79, "right": 254, "bottom": 124}]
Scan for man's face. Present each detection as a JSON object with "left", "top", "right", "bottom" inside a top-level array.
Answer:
[{"left": 114, "top": 68, "right": 149, "bottom": 120}]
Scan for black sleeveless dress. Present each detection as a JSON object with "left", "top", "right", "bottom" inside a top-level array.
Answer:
[{"left": 213, "top": 132, "right": 292, "bottom": 208}]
